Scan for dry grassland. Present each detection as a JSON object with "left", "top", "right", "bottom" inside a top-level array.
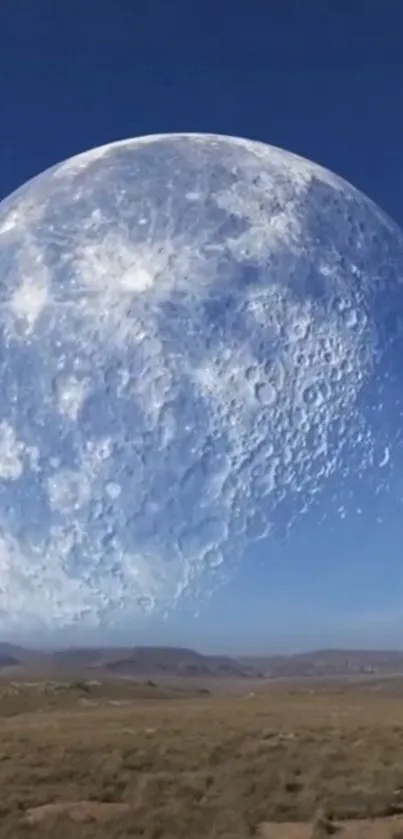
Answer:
[{"left": 0, "top": 679, "right": 403, "bottom": 837}]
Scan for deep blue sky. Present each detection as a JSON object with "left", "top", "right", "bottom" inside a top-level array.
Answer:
[{"left": 1, "top": 0, "right": 403, "bottom": 652}]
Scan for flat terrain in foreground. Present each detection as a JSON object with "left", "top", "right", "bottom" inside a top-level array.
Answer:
[{"left": 2, "top": 679, "right": 403, "bottom": 837}]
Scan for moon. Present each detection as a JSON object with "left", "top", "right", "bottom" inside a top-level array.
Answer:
[{"left": 0, "top": 132, "right": 402, "bottom": 634}]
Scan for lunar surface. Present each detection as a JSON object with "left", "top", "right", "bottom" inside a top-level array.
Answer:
[{"left": 0, "top": 132, "right": 402, "bottom": 632}]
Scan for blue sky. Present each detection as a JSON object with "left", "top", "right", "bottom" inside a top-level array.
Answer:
[{"left": 1, "top": 0, "right": 403, "bottom": 652}]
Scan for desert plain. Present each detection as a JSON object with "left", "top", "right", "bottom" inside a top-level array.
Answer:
[{"left": 0, "top": 647, "right": 403, "bottom": 837}]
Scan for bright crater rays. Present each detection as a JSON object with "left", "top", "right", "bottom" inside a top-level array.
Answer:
[{"left": 0, "top": 132, "right": 402, "bottom": 632}]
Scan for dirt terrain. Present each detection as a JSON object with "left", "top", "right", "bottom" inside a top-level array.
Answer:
[{"left": 0, "top": 675, "right": 403, "bottom": 836}]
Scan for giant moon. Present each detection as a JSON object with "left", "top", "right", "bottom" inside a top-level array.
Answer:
[{"left": 0, "top": 133, "right": 402, "bottom": 633}]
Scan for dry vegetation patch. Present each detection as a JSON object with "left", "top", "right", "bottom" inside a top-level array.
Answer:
[
  {"left": 259, "top": 816, "right": 403, "bottom": 838},
  {"left": 0, "top": 680, "right": 402, "bottom": 836}
]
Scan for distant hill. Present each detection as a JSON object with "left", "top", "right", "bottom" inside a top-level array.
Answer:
[
  {"left": 50, "top": 646, "right": 251, "bottom": 678},
  {"left": 1, "top": 643, "right": 403, "bottom": 681},
  {"left": 0, "top": 644, "right": 257, "bottom": 680},
  {"left": 237, "top": 649, "right": 403, "bottom": 678},
  {"left": 0, "top": 643, "right": 42, "bottom": 662}
]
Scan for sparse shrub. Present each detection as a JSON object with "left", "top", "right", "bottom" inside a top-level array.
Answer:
[
  {"left": 69, "top": 680, "right": 91, "bottom": 693},
  {"left": 311, "top": 808, "right": 340, "bottom": 837},
  {"left": 284, "top": 780, "right": 303, "bottom": 793}
]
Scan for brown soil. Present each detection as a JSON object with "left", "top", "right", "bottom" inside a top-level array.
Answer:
[
  {"left": 259, "top": 816, "right": 403, "bottom": 838},
  {"left": 24, "top": 800, "right": 131, "bottom": 824}
]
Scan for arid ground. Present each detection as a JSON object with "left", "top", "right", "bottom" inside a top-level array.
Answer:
[{"left": 2, "top": 677, "right": 403, "bottom": 837}]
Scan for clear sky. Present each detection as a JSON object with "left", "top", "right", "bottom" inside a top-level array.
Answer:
[{"left": 1, "top": 0, "right": 403, "bottom": 652}]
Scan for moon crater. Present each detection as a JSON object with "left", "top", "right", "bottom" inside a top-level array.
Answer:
[{"left": 0, "top": 132, "right": 402, "bottom": 632}]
